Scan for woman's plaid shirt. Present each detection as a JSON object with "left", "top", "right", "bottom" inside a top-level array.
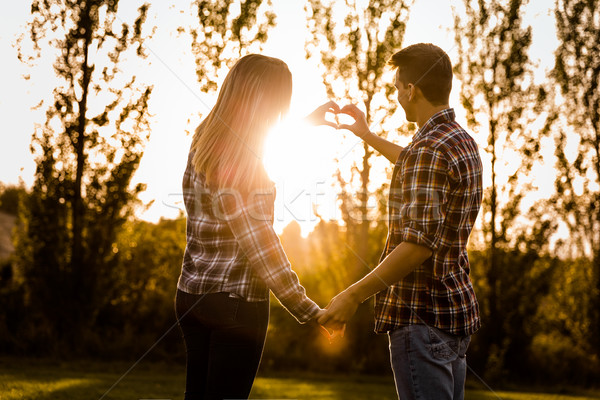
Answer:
[
  {"left": 374, "top": 109, "right": 482, "bottom": 336},
  {"left": 177, "top": 152, "right": 320, "bottom": 323}
]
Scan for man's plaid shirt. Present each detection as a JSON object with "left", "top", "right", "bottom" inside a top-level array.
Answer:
[
  {"left": 177, "top": 151, "right": 320, "bottom": 323},
  {"left": 374, "top": 109, "right": 482, "bottom": 336}
]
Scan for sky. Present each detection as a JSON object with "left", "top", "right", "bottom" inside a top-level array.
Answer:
[{"left": 0, "top": 0, "right": 558, "bottom": 235}]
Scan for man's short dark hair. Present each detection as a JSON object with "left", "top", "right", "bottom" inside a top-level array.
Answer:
[{"left": 388, "top": 43, "right": 452, "bottom": 106}]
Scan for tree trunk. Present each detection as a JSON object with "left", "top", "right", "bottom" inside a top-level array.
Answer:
[
  {"left": 72, "top": 7, "right": 93, "bottom": 318},
  {"left": 488, "top": 119, "right": 500, "bottom": 355}
]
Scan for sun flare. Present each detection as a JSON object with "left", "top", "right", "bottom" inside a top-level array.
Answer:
[{"left": 263, "top": 115, "right": 343, "bottom": 234}]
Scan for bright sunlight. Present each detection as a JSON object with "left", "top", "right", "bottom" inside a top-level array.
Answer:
[{"left": 263, "top": 114, "right": 343, "bottom": 235}]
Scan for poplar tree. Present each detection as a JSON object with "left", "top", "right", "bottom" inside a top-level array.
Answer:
[
  {"left": 15, "top": 0, "right": 153, "bottom": 349},
  {"left": 453, "top": 0, "right": 553, "bottom": 379},
  {"left": 552, "top": 0, "right": 600, "bottom": 360}
]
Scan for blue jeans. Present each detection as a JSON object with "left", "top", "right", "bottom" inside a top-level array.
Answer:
[
  {"left": 175, "top": 290, "right": 269, "bottom": 400},
  {"left": 388, "top": 324, "right": 471, "bottom": 400}
]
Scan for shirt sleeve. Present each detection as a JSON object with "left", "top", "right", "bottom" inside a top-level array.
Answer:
[
  {"left": 218, "top": 188, "right": 320, "bottom": 323},
  {"left": 399, "top": 143, "right": 450, "bottom": 251}
]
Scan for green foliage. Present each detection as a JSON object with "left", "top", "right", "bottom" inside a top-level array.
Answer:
[
  {"left": 89, "top": 217, "right": 186, "bottom": 358},
  {"left": 531, "top": 258, "right": 600, "bottom": 385},
  {"left": 0, "top": 184, "right": 28, "bottom": 216},
  {"left": 272, "top": 217, "right": 390, "bottom": 374},
  {"left": 110, "top": 217, "right": 185, "bottom": 316}
]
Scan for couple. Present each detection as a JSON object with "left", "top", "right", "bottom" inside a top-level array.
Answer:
[{"left": 175, "top": 43, "right": 483, "bottom": 400}]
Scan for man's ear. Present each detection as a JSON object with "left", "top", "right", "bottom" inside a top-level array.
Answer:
[{"left": 407, "top": 83, "right": 416, "bottom": 102}]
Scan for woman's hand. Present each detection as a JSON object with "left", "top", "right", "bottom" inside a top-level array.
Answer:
[{"left": 306, "top": 101, "right": 341, "bottom": 128}]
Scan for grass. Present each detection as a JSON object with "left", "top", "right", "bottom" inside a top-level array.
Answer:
[{"left": 0, "top": 357, "right": 599, "bottom": 400}]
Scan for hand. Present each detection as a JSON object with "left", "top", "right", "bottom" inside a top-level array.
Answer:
[
  {"left": 317, "top": 290, "right": 360, "bottom": 331},
  {"left": 306, "top": 100, "right": 341, "bottom": 128},
  {"left": 319, "top": 323, "right": 346, "bottom": 343},
  {"left": 337, "top": 104, "right": 371, "bottom": 138},
  {"left": 314, "top": 308, "right": 344, "bottom": 342}
]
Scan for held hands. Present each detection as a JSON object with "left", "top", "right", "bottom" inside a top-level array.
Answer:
[
  {"left": 315, "top": 309, "right": 346, "bottom": 343},
  {"left": 315, "top": 289, "right": 360, "bottom": 343},
  {"left": 307, "top": 101, "right": 371, "bottom": 138}
]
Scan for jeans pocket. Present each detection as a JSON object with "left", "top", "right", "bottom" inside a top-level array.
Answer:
[
  {"left": 458, "top": 335, "right": 471, "bottom": 358},
  {"left": 427, "top": 326, "right": 459, "bottom": 361}
]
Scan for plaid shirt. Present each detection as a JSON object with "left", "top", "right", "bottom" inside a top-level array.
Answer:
[
  {"left": 374, "top": 109, "right": 482, "bottom": 336},
  {"left": 177, "top": 151, "right": 320, "bottom": 323}
]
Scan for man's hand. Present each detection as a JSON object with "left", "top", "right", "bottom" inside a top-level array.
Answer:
[
  {"left": 317, "top": 289, "right": 360, "bottom": 332},
  {"left": 338, "top": 104, "right": 371, "bottom": 138},
  {"left": 313, "top": 308, "right": 345, "bottom": 343},
  {"left": 306, "top": 101, "right": 341, "bottom": 128}
]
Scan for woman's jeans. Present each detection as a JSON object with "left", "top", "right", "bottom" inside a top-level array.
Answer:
[
  {"left": 389, "top": 324, "right": 471, "bottom": 400},
  {"left": 175, "top": 289, "right": 269, "bottom": 400}
]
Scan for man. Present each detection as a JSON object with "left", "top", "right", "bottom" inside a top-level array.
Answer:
[{"left": 316, "top": 43, "right": 483, "bottom": 400}]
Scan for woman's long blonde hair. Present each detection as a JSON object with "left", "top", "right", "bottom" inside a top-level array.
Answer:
[{"left": 191, "top": 54, "right": 292, "bottom": 192}]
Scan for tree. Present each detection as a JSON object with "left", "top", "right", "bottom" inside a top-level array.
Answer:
[
  {"left": 92, "top": 217, "right": 187, "bottom": 357},
  {"left": 15, "top": 0, "right": 153, "bottom": 351},
  {"left": 552, "top": 0, "right": 600, "bottom": 360},
  {"left": 184, "top": 0, "right": 277, "bottom": 94},
  {"left": 453, "top": 0, "right": 556, "bottom": 381},
  {"left": 0, "top": 183, "right": 28, "bottom": 217},
  {"left": 305, "top": 0, "right": 412, "bottom": 277}
]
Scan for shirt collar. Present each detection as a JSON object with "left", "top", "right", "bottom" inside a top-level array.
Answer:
[{"left": 412, "top": 108, "right": 456, "bottom": 141}]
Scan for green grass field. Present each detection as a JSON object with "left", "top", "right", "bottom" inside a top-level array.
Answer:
[{"left": 0, "top": 358, "right": 599, "bottom": 400}]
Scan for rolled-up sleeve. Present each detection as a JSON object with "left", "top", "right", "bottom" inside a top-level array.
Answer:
[
  {"left": 218, "top": 189, "right": 320, "bottom": 323},
  {"left": 399, "top": 144, "right": 449, "bottom": 251}
]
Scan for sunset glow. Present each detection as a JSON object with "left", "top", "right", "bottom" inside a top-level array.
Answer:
[{"left": 0, "top": 0, "right": 558, "bottom": 234}]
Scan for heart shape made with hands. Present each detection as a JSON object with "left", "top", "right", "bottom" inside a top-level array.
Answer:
[
  {"left": 322, "top": 111, "right": 340, "bottom": 128},
  {"left": 308, "top": 101, "right": 360, "bottom": 130}
]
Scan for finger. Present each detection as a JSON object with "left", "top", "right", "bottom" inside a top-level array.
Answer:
[
  {"left": 310, "top": 116, "right": 337, "bottom": 128},
  {"left": 318, "top": 325, "right": 333, "bottom": 340},
  {"left": 340, "top": 104, "right": 360, "bottom": 115},
  {"left": 317, "top": 101, "right": 338, "bottom": 116},
  {"left": 318, "top": 313, "right": 331, "bottom": 326},
  {"left": 327, "top": 324, "right": 346, "bottom": 340},
  {"left": 321, "top": 121, "right": 339, "bottom": 129},
  {"left": 317, "top": 309, "right": 331, "bottom": 325},
  {"left": 328, "top": 321, "right": 345, "bottom": 334},
  {"left": 325, "top": 100, "right": 341, "bottom": 113}
]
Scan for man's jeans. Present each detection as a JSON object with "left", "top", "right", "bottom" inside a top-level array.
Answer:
[{"left": 389, "top": 324, "right": 471, "bottom": 400}]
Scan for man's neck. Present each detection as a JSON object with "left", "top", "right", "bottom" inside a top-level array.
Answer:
[{"left": 416, "top": 104, "right": 450, "bottom": 128}]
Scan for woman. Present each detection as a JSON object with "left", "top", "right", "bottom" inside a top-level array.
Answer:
[{"left": 175, "top": 54, "right": 331, "bottom": 400}]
